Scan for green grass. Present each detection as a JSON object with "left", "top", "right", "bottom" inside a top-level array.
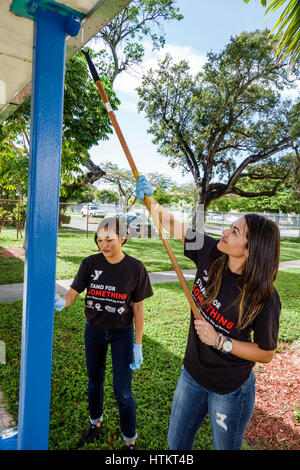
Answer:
[
  {"left": 0, "top": 270, "right": 299, "bottom": 450},
  {"left": 1, "top": 229, "right": 300, "bottom": 285},
  {"left": 274, "top": 269, "right": 300, "bottom": 342},
  {"left": 0, "top": 230, "right": 196, "bottom": 285}
]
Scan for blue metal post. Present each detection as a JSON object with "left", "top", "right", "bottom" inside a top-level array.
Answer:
[{"left": 17, "top": 8, "right": 80, "bottom": 450}]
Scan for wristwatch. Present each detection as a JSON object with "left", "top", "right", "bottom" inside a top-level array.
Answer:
[{"left": 221, "top": 337, "right": 233, "bottom": 353}]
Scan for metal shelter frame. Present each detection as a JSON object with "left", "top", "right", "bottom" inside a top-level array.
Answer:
[
  {"left": 0, "top": 0, "right": 131, "bottom": 451},
  {"left": 17, "top": 7, "right": 81, "bottom": 450}
]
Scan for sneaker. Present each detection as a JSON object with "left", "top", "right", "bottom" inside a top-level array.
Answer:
[
  {"left": 76, "top": 424, "right": 102, "bottom": 448},
  {"left": 122, "top": 442, "right": 138, "bottom": 450}
]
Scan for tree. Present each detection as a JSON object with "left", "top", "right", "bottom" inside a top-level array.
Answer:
[
  {"left": 99, "top": 162, "right": 175, "bottom": 208},
  {"left": 99, "top": 162, "right": 138, "bottom": 208},
  {"left": 243, "top": 0, "right": 300, "bottom": 67},
  {"left": 96, "top": 189, "right": 119, "bottom": 204},
  {"left": 0, "top": 51, "right": 119, "bottom": 203},
  {"left": 1, "top": 1, "right": 183, "bottom": 206},
  {"left": 137, "top": 30, "right": 300, "bottom": 216},
  {"left": 94, "top": 0, "right": 183, "bottom": 84},
  {"left": 209, "top": 182, "right": 300, "bottom": 214},
  {"left": 0, "top": 99, "right": 30, "bottom": 199}
]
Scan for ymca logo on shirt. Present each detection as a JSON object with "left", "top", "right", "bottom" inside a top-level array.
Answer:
[{"left": 91, "top": 270, "right": 103, "bottom": 281}]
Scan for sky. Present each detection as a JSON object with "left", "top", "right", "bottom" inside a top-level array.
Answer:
[{"left": 89, "top": 0, "right": 298, "bottom": 188}]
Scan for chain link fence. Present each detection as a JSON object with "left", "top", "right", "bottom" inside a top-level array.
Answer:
[
  {"left": 0, "top": 199, "right": 25, "bottom": 239},
  {"left": 60, "top": 203, "right": 300, "bottom": 238},
  {"left": 1, "top": 199, "right": 300, "bottom": 239},
  {"left": 59, "top": 202, "right": 160, "bottom": 238},
  {"left": 205, "top": 210, "right": 300, "bottom": 238}
]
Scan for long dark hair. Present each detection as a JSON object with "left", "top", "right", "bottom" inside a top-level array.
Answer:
[
  {"left": 201, "top": 214, "right": 280, "bottom": 330},
  {"left": 94, "top": 216, "right": 128, "bottom": 248}
]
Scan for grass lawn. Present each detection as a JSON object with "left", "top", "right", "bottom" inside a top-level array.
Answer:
[
  {"left": 0, "top": 267, "right": 299, "bottom": 450},
  {"left": 0, "top": 229, "right": 300, "bottom": 285}
]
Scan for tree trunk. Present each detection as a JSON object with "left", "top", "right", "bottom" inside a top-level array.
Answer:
[
  {"left": 22, "top": 220, "right": 26, "bottom": 250},
  {"left": 192, "top": 186, "right": 207, "bottom": 231}
]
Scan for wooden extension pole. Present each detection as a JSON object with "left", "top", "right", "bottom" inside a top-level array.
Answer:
[{"left": 82, "top": 50, "right": 200, "bottom": 319}]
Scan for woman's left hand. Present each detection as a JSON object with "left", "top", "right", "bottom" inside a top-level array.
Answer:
[
  {"left": 194, "top": 317, "right": 219, "bottom": 347},
  {"left": 130, "top": 343, "right": 143, "bottom": 370}
]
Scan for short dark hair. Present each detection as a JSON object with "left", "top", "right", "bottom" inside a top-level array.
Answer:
[{"left": 94, "top": 216, "right": 128, "bottom": 248}]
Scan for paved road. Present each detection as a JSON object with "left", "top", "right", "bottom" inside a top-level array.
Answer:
[
  {"left": 65, "top": 217, "right": 300, "bottom": 238},
  {"left": 66, "top": 216, "right": 99, "bottom": 231}
]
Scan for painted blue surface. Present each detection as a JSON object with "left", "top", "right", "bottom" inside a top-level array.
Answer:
[
  {"left": 65, "top": 12, "right": 82, "bottom": 36},
  {"left": 10, "top": 0, "right": 84, "bottom": 21},
  {"left": 17, "top": 7, "right": 81, "bottom": 450},
  {"left": 0, "top": 428, "right": 18, "bottom": 450}
]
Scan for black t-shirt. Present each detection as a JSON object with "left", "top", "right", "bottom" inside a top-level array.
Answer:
[
  {"left": 183, "top": 229, "right": 281, "bottom": 394},
  {"left": 70, "top": 252, "right": 153, "bottom": 330}
]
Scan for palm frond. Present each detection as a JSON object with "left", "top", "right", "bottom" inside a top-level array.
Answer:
[
  {"left": 243, "top": 0, "right": 300, "bottom": 68},
  {"left": 243, "top": 0, "right": 268, "bottom": 5}
]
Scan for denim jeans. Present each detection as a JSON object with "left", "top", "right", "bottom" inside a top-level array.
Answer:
[
  {"left": 84, "top": 322, "right": 137, "bottom": 442},
  {"left": 168, "top": 366, "right": 256, "bottom": 450}
]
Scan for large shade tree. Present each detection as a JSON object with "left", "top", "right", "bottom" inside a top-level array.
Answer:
[
  {"left": 137, "top": 30, "right": 300, "bottom": 215},
  {"left": 0, "top": 52, "right": 119, "bottom": 209}
]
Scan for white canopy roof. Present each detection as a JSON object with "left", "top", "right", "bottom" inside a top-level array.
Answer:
[{"left": 0, "top": 0, "right": 131, "bottom": 120}]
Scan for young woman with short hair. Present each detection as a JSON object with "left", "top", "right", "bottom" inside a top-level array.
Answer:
[{"left": 55, "top": 216, "right": 153, "bottom": 450}]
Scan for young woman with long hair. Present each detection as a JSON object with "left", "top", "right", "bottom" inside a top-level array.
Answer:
[
  {"left": 136, "top": 176, "right": 281, "bottom": 450},
  {"left": 54, "top": 216, "right": 153, "bottom": 450}
]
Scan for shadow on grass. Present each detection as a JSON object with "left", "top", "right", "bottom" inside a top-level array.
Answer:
[
  {"left": 0, "top": 250, "right": 24, "bottom": 285},
  {"left": 0, "top": 295, "right": 212, "bottom": 451},
  {"left": 1, "top": 272, "right": 299, "bottom": 451}
]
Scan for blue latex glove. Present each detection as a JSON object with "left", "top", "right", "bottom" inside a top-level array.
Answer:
[
  {"left": 136, "top": 175, "right": 154, "bottom": 201},
  {"left": 54, "top": 293, "right": 66, "bottom": 311},
  {"left": 130, "top": 343, "right": 143, "bottom": 370}
]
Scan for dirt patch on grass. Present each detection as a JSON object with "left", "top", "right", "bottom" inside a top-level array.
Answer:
[
  {"left": 245, "top": 342, "right": 300, "bottom": 450},
  {"left": 0, "top": 247, "right": 25, "bottom": 259}
]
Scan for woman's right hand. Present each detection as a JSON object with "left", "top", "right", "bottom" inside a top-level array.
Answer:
[
  {"left": 136, "top": 175, "right": 154, "bottom": 201},
  {"left": 136, "top": 174, "right": 186, "bottom": 242},
  {"left": 54, "top": 293, "right": 66, "bottom": 311}
]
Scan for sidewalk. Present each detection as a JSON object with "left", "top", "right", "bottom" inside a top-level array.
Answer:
[
  {"left": 0, "top": 269, "right": 198, "bottom": 303},
  {"left": 0, "top": 260, "right": 300, "bottom": 304}
]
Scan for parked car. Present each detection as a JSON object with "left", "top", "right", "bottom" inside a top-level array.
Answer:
[
  {"left": 81, "top": 205, "right": 104, "bottom": 218},
  {"left": 119, "top": 213, "right": 157, "bottom": 238},
  {"left": 98, "top": 211, "right": 157, "bottom": 238}
]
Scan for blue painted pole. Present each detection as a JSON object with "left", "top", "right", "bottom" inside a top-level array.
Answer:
[{"left": 17, "top": 8, "right": 81, "bottom": 450}]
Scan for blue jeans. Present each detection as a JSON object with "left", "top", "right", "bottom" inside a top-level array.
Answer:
[
  {"left": 168, "top": 366, "right": 256, "bottom": 450},
  {"left": 84, "top": 322, "right": 137, "bottom": 443}
]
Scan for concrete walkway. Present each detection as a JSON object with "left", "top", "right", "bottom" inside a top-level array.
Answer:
[
  {"left": 0, "top": 260, "right": 300, "bottom": 304},
  {"left": 0, "top": 269, "right": 199, "bottom": 303},
  {"left": 1, "top": 259, "right": 300, "bottom": 432}
]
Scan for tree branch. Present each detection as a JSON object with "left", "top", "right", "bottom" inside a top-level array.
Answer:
[
  {"left": 3, "top": 131, "right": 27, "bottom": 159},
  {"left": 226, "top": 139, "right": 291, "bottom": 193},
  {"left": 232, "top": 180, "right": 282, "bottom": 197}
]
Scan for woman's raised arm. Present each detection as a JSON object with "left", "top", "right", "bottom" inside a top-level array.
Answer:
[{"left": 136, "top": 176, "right": 187, "bottom": 243}]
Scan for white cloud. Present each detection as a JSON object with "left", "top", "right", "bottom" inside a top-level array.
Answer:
[
  {"left": 113, "top": 42, "right": 206, "bottom": 97},
  {"left": 280, "top": 80, "right": 300, "bottom": 101},
  {"left": 156, "top": 44, "right": 206, "bottom": 76}
]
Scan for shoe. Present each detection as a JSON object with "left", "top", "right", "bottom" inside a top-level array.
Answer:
[
  {"left": 76, "top": 424, "right": 102, "bottom": 448},
  {"left": 122, "top": 442, "right": 138, "bottom": 450}
]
